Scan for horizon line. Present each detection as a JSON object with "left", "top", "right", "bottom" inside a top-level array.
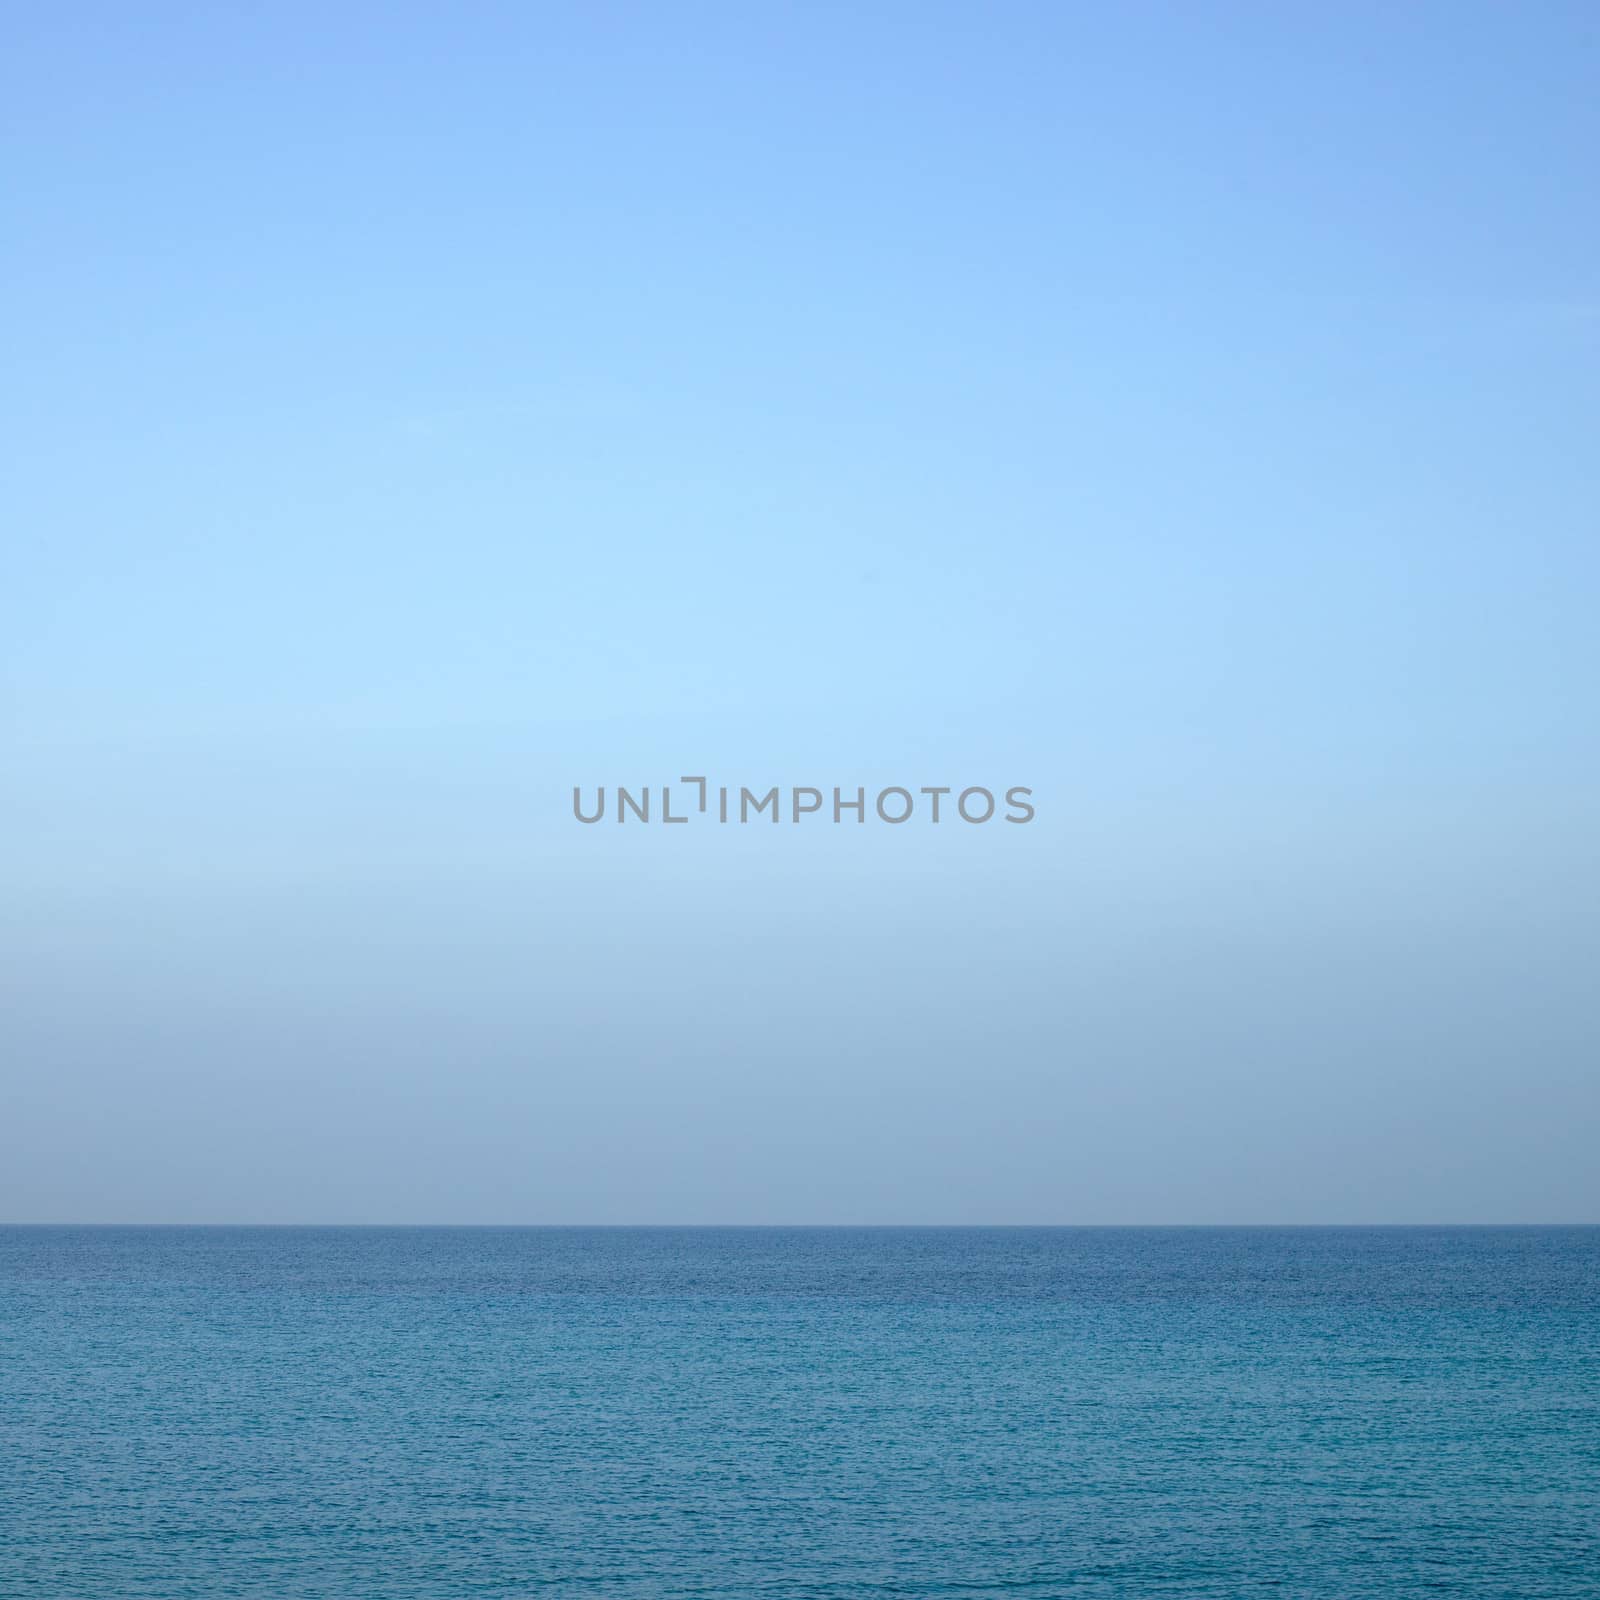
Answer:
[{"left": 4, "top": 1220, "right": 1598, "bottom": 1230}]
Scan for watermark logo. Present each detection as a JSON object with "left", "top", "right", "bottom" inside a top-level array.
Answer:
[{"left": 573, "top": 778, "right": 1034, "bottom": 825}]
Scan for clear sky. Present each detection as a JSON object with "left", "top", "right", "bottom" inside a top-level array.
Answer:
[{"left": 3, "top": 3, "right": 1596, "bottom": 1222}]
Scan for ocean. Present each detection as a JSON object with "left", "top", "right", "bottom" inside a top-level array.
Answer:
[{"left": 2, "top": 1225, "right": 1597, "bottom": 1597}]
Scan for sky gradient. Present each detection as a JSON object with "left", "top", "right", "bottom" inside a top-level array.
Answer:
[{"left": 3, "top": 2, "right": 1597, "bottom": 1222}]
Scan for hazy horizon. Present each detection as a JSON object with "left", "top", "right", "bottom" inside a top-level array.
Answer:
[{"left": 7, "top": 1221, "right": 1600, "bottom": 1230}]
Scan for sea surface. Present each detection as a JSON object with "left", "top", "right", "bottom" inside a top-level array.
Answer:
[{"left": 2, "top": 1226, "right": 1597, "bottom": 1598}]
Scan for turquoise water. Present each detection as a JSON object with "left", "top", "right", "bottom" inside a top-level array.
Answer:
[{"left": 2, "top": 1226, "right": 1597, "bottom": 1597}]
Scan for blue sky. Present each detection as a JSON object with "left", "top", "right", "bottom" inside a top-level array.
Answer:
[{"left": 2, "top": 3, "right": 1597, "bottom": 1221}]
